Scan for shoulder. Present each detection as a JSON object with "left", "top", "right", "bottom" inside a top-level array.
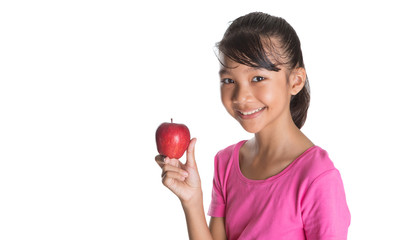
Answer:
[
  {"left": 215, "top": 140, "right": 245, "bottom": 163},
  {"left": 299, "top": 147, "right": 351, "bottom": 236},
  {"left": 294, "top": 146, "right": 337, "bottom": 181},
  {"left": 213, "top": 140, "right": 246, "bottom": 174}
]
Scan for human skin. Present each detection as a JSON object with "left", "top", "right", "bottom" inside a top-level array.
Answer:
[
  {"left": 155, "top": 139, "right": 217, "bottom": 240},
  {"left": 219, "top": 56, "right": 314, "bottom": 180},
  {"left": 155, "top": 55, "right": 313, "bottom": 239}
]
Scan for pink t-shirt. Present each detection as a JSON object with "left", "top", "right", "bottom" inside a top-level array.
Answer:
[{"left": 208, "top": 141, "right": 350, "bottom": 240}]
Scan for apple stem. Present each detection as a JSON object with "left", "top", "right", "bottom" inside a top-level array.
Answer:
[{"left": 171, "top": 118, "right": 173, "bottom": 123}]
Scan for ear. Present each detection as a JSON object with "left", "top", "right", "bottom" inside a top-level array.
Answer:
[{"left": 289, "top": 68, "right": 306, "bottom": 95}]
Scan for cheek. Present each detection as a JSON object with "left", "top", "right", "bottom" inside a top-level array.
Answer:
[
  {"left": 263, "top": 88, "right": 275, "bottom": 103},
  {"left": 220, "top": 88, "right": 226, "bottom": 104},
  {"left": 254, "top": 85, "right": 275, "bottom": 104},
  {"left": 255, "top": 83, "right": 288, "bottom": 107},
  {"left": 220, "top": 88, "right": 234, "bottom": 112}
]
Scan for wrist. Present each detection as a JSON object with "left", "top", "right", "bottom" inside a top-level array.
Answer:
[{"left": 181, "top": 189, "right": 203, "bottom": 210}]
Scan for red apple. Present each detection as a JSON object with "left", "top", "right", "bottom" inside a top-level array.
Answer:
[{"left": 155, "top": 119, "right": 190, "bottom": 159}]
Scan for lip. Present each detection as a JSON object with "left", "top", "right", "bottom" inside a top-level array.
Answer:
[{"left": 236, "top": 107, "right": 266, "bottom": 119}]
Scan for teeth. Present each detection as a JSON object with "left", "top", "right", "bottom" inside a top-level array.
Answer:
[{"left": 240, "top": 107, "right": 264, "bottom": 115}]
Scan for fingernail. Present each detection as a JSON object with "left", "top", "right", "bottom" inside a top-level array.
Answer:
[{"left": 182, "top": 171, "right": 188, "bottom": 177}]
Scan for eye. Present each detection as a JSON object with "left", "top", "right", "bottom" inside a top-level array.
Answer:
[
  {"left": 221, "top": 78, "right": 235, "bottom": 84},
  {"left": 252, "top": 76, "right": 265, "bottom": 82}
]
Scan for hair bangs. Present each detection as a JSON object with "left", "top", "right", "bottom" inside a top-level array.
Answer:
[{"left": 217, "top": 31, "right": 281, "bottom": 71}]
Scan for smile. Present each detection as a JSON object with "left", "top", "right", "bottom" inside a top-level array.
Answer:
[{"left": 239, "top": 107, "right": 265, "bottom": 116}]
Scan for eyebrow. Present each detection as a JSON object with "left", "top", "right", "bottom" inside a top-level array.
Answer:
[
  {"left": 219, "top": 67, "right": 267, "bottom": 75},
  {"left": 219, "top": 68, "right": 229, "bottom": 75}
]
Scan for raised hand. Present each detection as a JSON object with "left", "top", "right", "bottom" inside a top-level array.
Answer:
[{"left": 155, "top": 138, "right": 202, "bottom": 204}]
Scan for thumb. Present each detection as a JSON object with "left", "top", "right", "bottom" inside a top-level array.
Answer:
[{"left": 186, "top": 138, "right": 197, "bottom": 169}]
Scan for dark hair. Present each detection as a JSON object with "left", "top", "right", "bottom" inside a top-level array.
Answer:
[{"left": 217, "top": 12, "right": 310, "bottom": 129}]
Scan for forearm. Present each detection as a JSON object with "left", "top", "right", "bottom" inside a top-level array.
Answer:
[{"left": 181, "top": 193, "right": 213, "bottom": 240}]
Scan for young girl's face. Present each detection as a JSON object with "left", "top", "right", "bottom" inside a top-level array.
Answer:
[{"left": 219, "top": 56, "right": 297, "bottom": 134}]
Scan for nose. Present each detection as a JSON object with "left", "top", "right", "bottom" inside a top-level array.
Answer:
[{"left": 232, "top": 83, "right": 252, "bottom": 104}]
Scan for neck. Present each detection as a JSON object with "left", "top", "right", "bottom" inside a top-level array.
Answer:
[{"left": 249, "top": 112, "right": 309, "bottom": 164}]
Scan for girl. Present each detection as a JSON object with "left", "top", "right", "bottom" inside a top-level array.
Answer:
[{"left": 155, "top": 12, "right": 350, "bottom": 239}]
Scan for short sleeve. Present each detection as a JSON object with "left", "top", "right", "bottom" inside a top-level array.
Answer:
[
  {"left": 301, "top": 169, "right": 351, "bottom": 240},
  {"left": 207, "top": 153, "right": 226, "bottom": 217}
]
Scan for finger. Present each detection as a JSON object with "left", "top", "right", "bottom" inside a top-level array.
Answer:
[
  {"left": 166, "top": 157, "right": 182, "bottom": 168},
  {"left": 186, "top": 138, "right": 197, "bottom": 169},
  {"left": 162, "top": 171, "right": 187, "bottom": 186},
  {"left": 155, "top": 155, "right": 165, "bottom": 163},
  {"left": 155, "top": 156, "right": 180, "bottom": 168},
  {"left": 161, "top": 164, "right": 189, "bottom": 178},
  {"left": 155, "top": 155, "right": 167, "bottom": 168}
]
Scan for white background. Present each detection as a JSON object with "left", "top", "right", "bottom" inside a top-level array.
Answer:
[{"left": 1, "top": 0, "right": 393, "bottom": 239}]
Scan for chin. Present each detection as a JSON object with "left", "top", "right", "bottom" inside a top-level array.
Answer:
[{"left": 239, "top": 122, "right": 264, "bottom": 134}]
